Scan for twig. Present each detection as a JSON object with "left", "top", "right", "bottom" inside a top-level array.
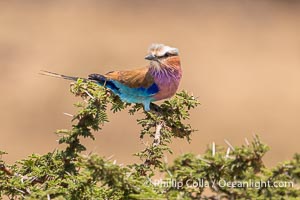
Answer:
[
  {"left": 142, "top": 122, "right": 164, "bottom": 170},
  {"left": 153, "top": 122, "right": 163, "bottom": 146}
]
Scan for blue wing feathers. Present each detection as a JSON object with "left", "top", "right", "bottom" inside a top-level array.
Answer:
[
  {"left": 88, "top": 73, "right": 159, "bottom": 108},
  {"left": 113, "top": 81, "right": 159, "bottom": 97}
]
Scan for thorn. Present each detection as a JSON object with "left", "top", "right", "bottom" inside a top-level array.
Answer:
[
  {"left": 252, "top": 133, "right": 258, "bottom": 141},
  {"left": 106, "top": 155, "right": 115, "bottom": 161},
  {"left": 225, "top": 147, "right": 230, "bottom": 159},
  {"left": 14, "top": 188, "right": 26, "bottom": 194},
  {"left": 166, "top": 169, "right": 173, "bottom": 177},
  {"left": 84, "top": 90, "right": 95, "bottom": 99},
  {"left": 113, "top": 160, "right": 117, "bottom": 165},
  {"left": 63, "top": 112, "right": 73, "bottom": 117},
  {"left": 197, "top": 156, "right": 211, "bottom": 164},
  {"left": 47, "top": 194, "right": 51, "bottom": 200},
  {"left": 245, "top": 138, "right": 250, "bottom": 146},
  {"left": 212, "top": 142, "right": 216, "bottom": 157},
  {"left": 224, "top": 139, "right": 235, "bottom": 151},
  {"left": 26, "top": 188, "right": 31, "bottom": 195}
]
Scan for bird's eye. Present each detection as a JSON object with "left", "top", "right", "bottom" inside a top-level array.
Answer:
[
  {"left": 164, "top": 52, "right": 173, "bottom": 57},
  {"left": 158, "top": 53, "right": 170, "bottom": 58}
]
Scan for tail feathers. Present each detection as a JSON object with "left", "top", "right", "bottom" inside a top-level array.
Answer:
[
  {"left": 40, "top": 71, "right": 119, "bottom": 92},
  {"left": 39, "top": 70, "right": 89, "bottom": 82},
  {"left": 88, "top": 73, "right": 119, "bottom": 92},
  {"left": 88, "top": 73, "right": 107, "bottom": 84}
]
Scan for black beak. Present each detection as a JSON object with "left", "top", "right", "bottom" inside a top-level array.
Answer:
[{"left": 145, "top": 54, "right": 156, "bottom": 60}]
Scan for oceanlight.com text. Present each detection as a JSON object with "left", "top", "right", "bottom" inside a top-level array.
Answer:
[{"left": 150, "top": 178, "right": 294, "bottom": 189}]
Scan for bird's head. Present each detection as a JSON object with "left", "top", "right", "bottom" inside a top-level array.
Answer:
[{"left": 145, "top": 44, "right": 179, "bottom": 68}]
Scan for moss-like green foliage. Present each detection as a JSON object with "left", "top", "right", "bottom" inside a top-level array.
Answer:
[{"left": 0, "top": 80, "right": 299, "bottom": 199}]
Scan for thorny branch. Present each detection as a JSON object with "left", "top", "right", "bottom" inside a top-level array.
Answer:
[
  {"left": 0, "top": 163, "right": 45, "bottom": 185},
  {"left": 0, "top": 79, "right": 299, "bottom": 199},
  {"left": 142, "top": 122, "right": 164, "bottom": 172}
]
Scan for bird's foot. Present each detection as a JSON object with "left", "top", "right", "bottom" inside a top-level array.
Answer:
[{"left": 149, "top": 103, "right": 162, "bottom": 114}]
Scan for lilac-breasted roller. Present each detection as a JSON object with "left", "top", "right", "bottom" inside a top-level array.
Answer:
[{"left": 41, "top": 44, "right": 182, "bottom": 111}]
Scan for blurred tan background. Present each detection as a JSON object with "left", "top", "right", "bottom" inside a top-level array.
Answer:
[{"left": 0, "top": 0, "right": 300, "bottom": 167}]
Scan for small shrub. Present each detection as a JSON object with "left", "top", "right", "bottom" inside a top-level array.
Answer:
[{"left": 1, "top": 80, "right": 299, "bottom": 199}]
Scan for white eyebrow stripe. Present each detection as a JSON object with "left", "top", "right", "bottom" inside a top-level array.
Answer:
[{"left": 148, "top": 44, "right": 179, "bottom": 57}]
